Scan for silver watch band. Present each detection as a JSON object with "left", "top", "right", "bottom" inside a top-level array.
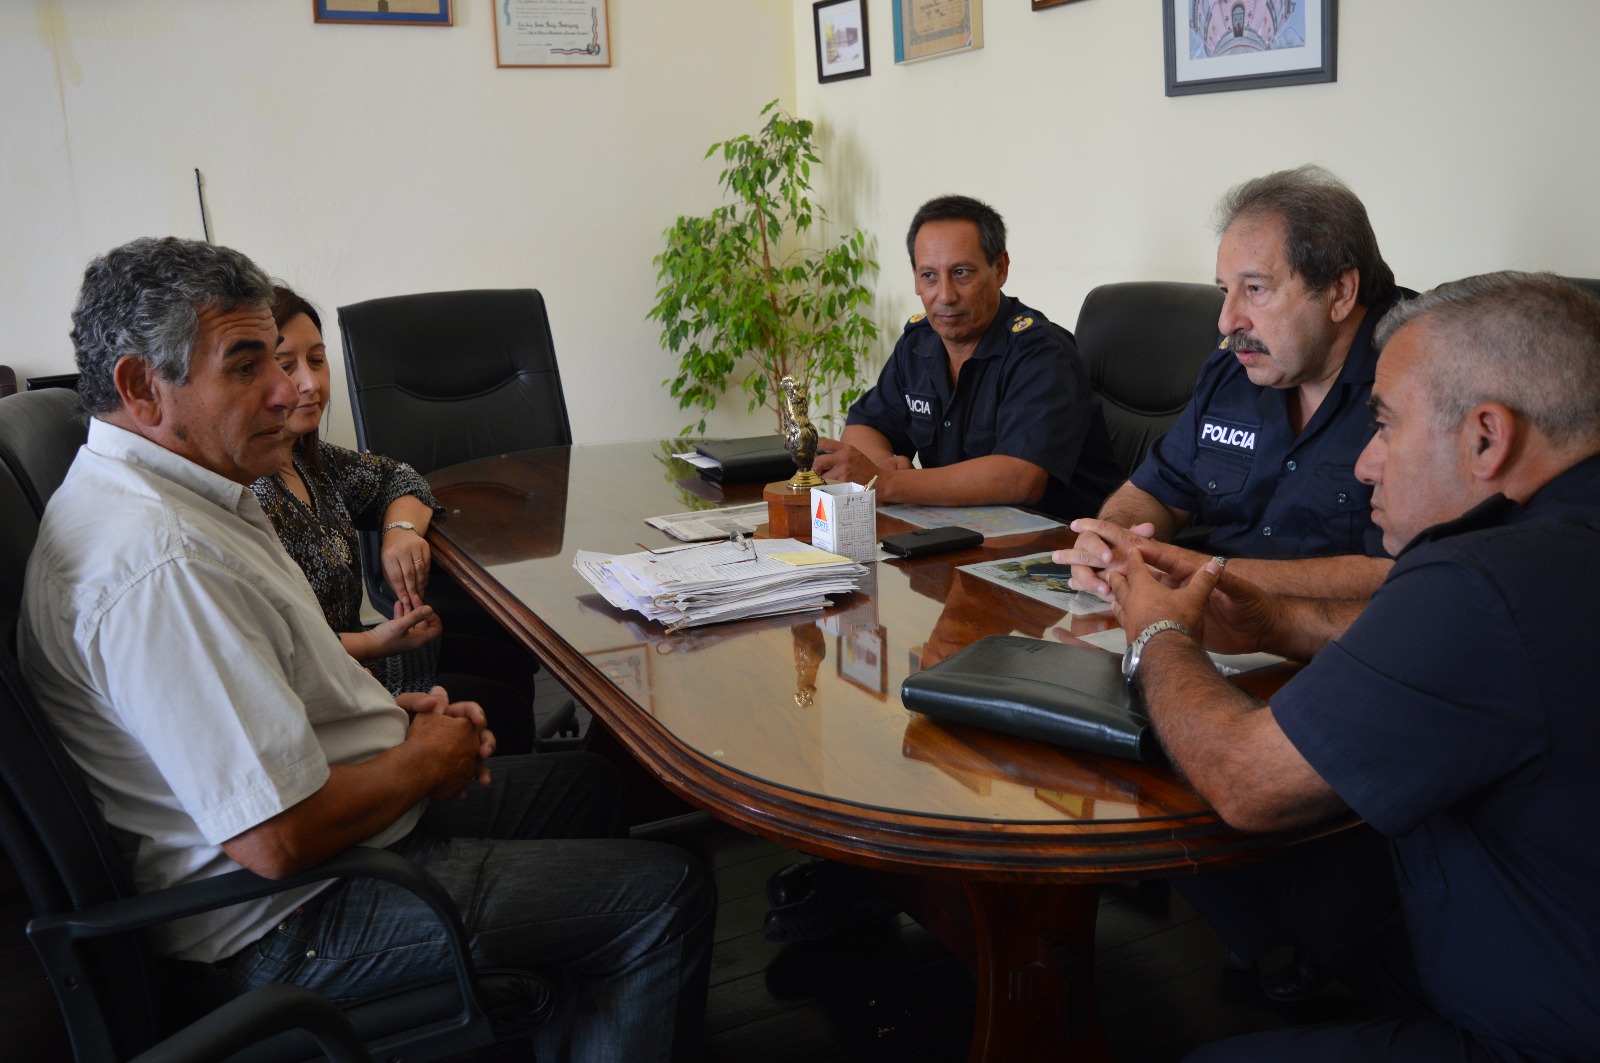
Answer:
[{"left": 1122, "top": 619, "right": 1194, "bottom": 679}]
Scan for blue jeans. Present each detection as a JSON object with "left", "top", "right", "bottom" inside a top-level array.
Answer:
[{"left": 213, "top": 752, "right": 715, "bottom": 1063}]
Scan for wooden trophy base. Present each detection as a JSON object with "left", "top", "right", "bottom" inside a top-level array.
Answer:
[{"left": 759, "top": 480, "right": 815, "bottom": 542}]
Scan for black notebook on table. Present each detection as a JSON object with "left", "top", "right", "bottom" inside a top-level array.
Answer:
[
  {"left": 692, "top": 436, "right": 795, "bottom": 482},
  {"left": 900, "top": 634, "right": 1156, "bottom": 762}
]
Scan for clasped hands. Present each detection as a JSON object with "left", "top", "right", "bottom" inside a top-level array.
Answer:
[
  {"left": 1054, "top": 519, "right": 1281, "bottom": 657},
  {"left": 396, "top": 685, "right": 495, "bottom": 798}
]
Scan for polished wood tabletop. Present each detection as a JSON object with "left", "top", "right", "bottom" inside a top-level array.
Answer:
[
  {"left": 425, "top": 441, "right": 1340, "bottom": 877},
  {"left": 424, "top": 440, "right": 1349, "bottom": 1061}
]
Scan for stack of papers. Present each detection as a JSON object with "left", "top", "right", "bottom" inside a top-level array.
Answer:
[
  {"left": 645, "top": 502, "right": 769, "bottom": 542},
  {"left": 573, "top": 538, "right": 866, "bottom": 631}
]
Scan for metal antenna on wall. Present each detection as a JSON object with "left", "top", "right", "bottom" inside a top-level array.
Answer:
[{"left": 194, "top": 168, "right": 211, "bottom": 243}]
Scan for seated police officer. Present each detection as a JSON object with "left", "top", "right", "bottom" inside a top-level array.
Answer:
[
  {"left": 1060, "top": 166, "right": 1407, "bottom": 598},
  {"left": 1113, "top": 272, "right": 1600, "bottom": 1061},
  {"left": 815, "top": 194, "right": 1120, "bottom": 520}
]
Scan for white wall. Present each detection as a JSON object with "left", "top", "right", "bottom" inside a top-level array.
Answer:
[
  {"left": 5, "top": 1, "right": 1598, "bottom": 446},
  {"left": 793, "top": 0, "right": 1600, "bottom": 354},
  {"left": 0, "top": 0, "right": 795, "bottom": 446}
]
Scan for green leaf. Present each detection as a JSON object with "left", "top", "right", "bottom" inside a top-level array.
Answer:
[{"left": 648, "top": 101, "right": 882, "bottom": 434}]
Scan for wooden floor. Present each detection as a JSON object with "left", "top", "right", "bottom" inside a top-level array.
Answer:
[{"left": 2, "top": 812, "right": 1365, "bottom": 1062}]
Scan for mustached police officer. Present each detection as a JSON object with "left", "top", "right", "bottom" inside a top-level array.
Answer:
[
  {"left": 814, "top": 194, "right": 1120, "bottom": 521},
  {"left": 1059, "top": 165, "right": 1411, "bottom": 600}
]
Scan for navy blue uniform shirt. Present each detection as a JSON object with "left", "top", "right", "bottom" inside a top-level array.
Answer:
[
  {"left": 1130, "top": 294, "right": 1409, "bottom": 558},
  {"left": 1272, "top": 452, "right": 1600, "bottom": 1058},
  {"left": 845, "top": 294, "right": 1121, "bottom": 519}
]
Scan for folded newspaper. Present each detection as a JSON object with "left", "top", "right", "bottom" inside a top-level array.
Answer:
[
  {"left": 644, "top": 501, "right": 769, "bottom": 542},
  {"left": 573, "top": 537, "right": 866, "bottom": 631}
]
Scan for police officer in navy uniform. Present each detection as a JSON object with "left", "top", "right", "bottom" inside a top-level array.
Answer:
[
  {"left": 1110, "top": 272, "right": 1600, "bottom": 1060},
  {"left": 815, "top": 194, "right": 1120, "bottom": 521},
  {"left": 1059, "top": 166, "right": 1409, "bottom": 600}
]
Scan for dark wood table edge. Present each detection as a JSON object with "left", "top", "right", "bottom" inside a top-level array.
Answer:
[{"left": 426, "top": 494, "right": 1359, "bottom": 1063}]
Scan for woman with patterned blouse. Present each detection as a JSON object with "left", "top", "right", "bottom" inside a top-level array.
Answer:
[{"left": 252, "top": 285, "right": 533, "bottom": 752}]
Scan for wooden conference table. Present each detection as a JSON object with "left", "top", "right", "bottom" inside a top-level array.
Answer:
[{"left": 424, "top": 440, "right": 1349, "bottom": 1063}]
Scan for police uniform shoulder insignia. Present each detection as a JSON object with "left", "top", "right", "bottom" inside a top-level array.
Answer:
[
  {"left": 1218, "top": 334, "right": 1232, "bottom": 350},
  {"left": 905, "top": 312, "right": 926, "bottom": 328},
  {"left": 1010, "top": 315, "right": 1034, "bottom": 334}
]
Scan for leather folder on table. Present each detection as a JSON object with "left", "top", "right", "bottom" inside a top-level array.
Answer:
[
  {"left": 901, "top": 634, "right": 1156, "bottom": 762},
  {"left": 692, "top": 436, "right": 795, "bottom": 482}
]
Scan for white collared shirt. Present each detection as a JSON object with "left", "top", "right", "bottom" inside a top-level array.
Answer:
[{"left": 19, "top": 419, "right": 420, "bottom": 962}]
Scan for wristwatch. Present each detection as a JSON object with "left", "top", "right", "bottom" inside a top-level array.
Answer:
[
  {"left": 1122, "top": 620, "right": 1193, "bottom": 679},
  {"left": 382, "top": 520, "right": 419, "bottom": 535}
]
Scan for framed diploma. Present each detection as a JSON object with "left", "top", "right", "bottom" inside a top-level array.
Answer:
[
  {"left": 315, "top": 0, "right": 452, "bottom": 25},
  {"left": 891, "top": 0, "right": 982, "bottom": 65},
  {"left": 493, "top": 0, "right": 611, "bottom": 68}
]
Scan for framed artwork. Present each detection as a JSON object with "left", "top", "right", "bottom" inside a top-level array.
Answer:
[
  {"left": 814, "top": 0, "right": 871, "bottom": 84},
  {"left": 891, "top": 0, "right": 982, "bottom": 64},
  {"left": 1165, "top": 0, "right": 1336, "bottom": 96},
  {"left": 494, "top": 0, "right": 611, "bottom": 67},
  {"left": 1032, "top": 0, "right": 1088, "bottom": 9},
  {"left": 314, "top": 0, "right": 452, "bottom": 25}
]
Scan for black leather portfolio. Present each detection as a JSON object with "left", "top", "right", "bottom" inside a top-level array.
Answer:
[
  {"left": 900, "top": 634, "right": 1156, "bottom": 762},
  {"left": 692, "top": 436, "right": 795, "bottom": 482}
]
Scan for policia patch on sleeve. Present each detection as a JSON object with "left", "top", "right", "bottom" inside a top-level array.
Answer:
[{"left": 1010, "top": 315, "right": 1034, "bottom": 333}]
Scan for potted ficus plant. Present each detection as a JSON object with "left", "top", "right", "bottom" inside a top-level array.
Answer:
[{"left": 650, "top": 100, "right": 879, "bottom": 435}]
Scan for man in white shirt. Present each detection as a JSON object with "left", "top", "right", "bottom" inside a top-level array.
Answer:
[{"left": 19, "top": 236, "right": 713, "bottom": 1063}]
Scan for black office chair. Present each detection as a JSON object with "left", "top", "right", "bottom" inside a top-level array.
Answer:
[
  {"left": 0, "top": 407, "right": 552, "bottom": 1063},
  {"left": 0, "top": 388, "right": 87, "bottom": 513},
  {"left": 1074, "top": 281, "right": 1224, "bottom": 479},
  {"left": 339, "top": 288, "right": 580, "bottom": 746},
  {"left": 1564, "top": 276, "right": 1600, "bottom": 299},
  {"left": 338, "top": 288, "right": 572, "bottom": 611}
]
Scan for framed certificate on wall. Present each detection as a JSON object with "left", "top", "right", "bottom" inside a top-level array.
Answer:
[
  {"left": 892, "top": 0, "right": 982, "bottom": 64},
  {"left": 494, "top": 0, "right": 611, "bottom": 67},
  {"left": 315, "top": 1, "right": 453, "bottom": 25}
]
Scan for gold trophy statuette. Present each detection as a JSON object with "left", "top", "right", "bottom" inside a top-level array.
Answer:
[{"left": 780, "top": 375, "right": 823, "bottom": 489}]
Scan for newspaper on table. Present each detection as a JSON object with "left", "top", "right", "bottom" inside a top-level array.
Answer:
[
  {"left": 958, "top": 551, "right": 1114, "bottom": 616},
  {"left": 878, "top": 503, "right": 1063, "bottom": 538},
  {"left": 574, "top": 537, "right": 866, "bottom": 631},
  {"left": 645, "top": 502, "right": 769, "bottom": 542}
]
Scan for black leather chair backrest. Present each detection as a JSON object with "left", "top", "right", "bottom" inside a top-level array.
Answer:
[
  {"left": 1563, "top": 276, "right": 1600, "bottom": 300},
  {"left": 337, "top": 289, "right": 572, "bottom": 476},
  {"left": 0, "top": 444, "right": 168, "bottom": 1056},
  {"left": 0, "top": 459, "right": 40, "bottom": 654},
  {"left": 1075, "top": 281, "right": 1224, "bottom": 479},
  {"left": 0, "top": 389, "right": 87, "bottom": 515}
]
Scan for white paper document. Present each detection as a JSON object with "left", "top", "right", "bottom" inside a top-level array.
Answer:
[
  {"left": 573, "top": 538, "right": 867, "bottom": 631},
  {"left": 878, "top": 504, "right": 1063, "bottom": 538},
  {"left": 645, "top": 502, "right": 770, "bottom": 542},
  {"left": 1074, "top": 627, "right": 1286, "bottom": 677},
  {"left": 957, "top": 552, "right": 1114, "bottom": 615}
]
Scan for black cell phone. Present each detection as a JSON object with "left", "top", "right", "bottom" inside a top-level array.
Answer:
[
  {"left": 1023, "top": 562, "right": 1075, "bottom": 578},
  {"left": 879, "top": 526, "right": 984, "bottom": 558}
]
